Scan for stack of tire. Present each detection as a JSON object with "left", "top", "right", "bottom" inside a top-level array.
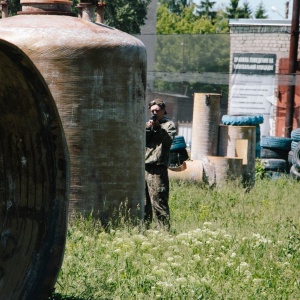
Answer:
[
  {"left": 289, "top": 128, "right": 300, "bottom": 179},
  {"left": 260, "top": 135, "right": 292, "bottom": 178},
  {"left": 169, "top": 136, "right": 189, "bottom": 167},
  {"left": 221, "top": 114, "right": 264, "bottom": 157}
]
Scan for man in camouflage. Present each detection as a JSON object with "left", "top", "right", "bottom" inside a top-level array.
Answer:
[{"left": 145, "top": 99, "right": 176, "bottom": 229}]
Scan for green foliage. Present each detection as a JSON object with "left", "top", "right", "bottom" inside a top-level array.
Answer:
[
  {"left": 156, "top": 3, "right": 229, "bottom": 34},
  {"left": 226, "top": 0, "right": 240, "bottom": 18},
  {"left": 157, "top": 4, "right": 210, "bottom": 34},
  {"left": 196, "top": 0, "right": 216, "bottom": 19},
  {"left": 71, "top": 0, "right": 79, "bottom": 15},
  {"left": 2, "top": 0, "right": 21, "bottom": 16},
  {"left": 226, "top": 0, "right": 252, "bottom": 19},
  {"left": 255, "top": 1, "right": 268, "bottom": 19},
  {"left": 159, "top": 0, "right": 193, "bottom": 15},
  {"left": 50, "top": 177, "right": 300, "bottom": 299},
  {"left": 240, "top": 0, "right": 252, "bottom": 18},
  {"left": 104, "top": 0, "right": 151, "bottom": 34},
  {"left": 153, "top": 33, "right": 230, "bottom": 98},
  {"left": 155, "top": 2, "right": 230, "bottom": 99},
  {"left": 255, "top": 158, "right": 267, "bottom": 180}
]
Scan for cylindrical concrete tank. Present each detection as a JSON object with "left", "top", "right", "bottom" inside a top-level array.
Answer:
[
  {"left": 168, "top": 160, "right": 203, "bottom": 182},
  {"left": 191, "top": 93, "right": 220, "bottom": 160},
  {"left": 218, "top": 125, "right": 256, "bottom": 183},
  {"left": 207, "top": 156, "right": 243, "bottom": 186},
  {"left": 0, "top": 39, "right": 69, "bottom": 300},
  {"left": 0, "top": 3, "right": 147, "bottom": 223}
]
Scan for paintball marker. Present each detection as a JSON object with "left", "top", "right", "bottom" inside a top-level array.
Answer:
[{"left": 150, "top": 115, "right": 157, "bottom": 122}]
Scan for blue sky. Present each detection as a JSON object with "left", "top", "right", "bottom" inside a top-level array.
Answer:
[{"left": 200, "top": 0, "right": 292, "bottom": 20}]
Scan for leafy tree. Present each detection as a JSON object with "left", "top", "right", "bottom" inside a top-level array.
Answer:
[
  {"left": 104, "top": 0, "right": 151, "bottom": 34},
  {"left": 153, "top": 34, "right": 230, "bottom": 98},
  {"left": 214, "top": 9, "right": 230, "bottom": 33},
  {"left": 159, "top": 0, "right": 193, "bottom": 15},
  {"left": 156, "top": 3, "right": 225, "bottom": 34},
  {"left": 240, "top": 1, "right": 252, "bottom": 18},
  {"left": 226, "top": 0, "right": 240, "bottom": 19},
  {"left": 1, "top": 0, "right": 21, "bottom": 17},
  {"left": 157, "top": 2, "right": 230, "bottom": 34},
  {"left": 225, "top": 0, "right": 254, "bottom": 19},
  {"left": 225, "top": 0, "right": 253, "bottom": 19},
  {"left": 196, "top": 0, "right": 216, "bottom": 20},
  {"left": 255, "top": 1, "right": 268, "bottom": 19}
]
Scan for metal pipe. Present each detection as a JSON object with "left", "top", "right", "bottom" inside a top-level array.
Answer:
[
  {"left": 286, "top": 0, "right": 290, "bottom": 19},
  {"left": 96, "top": 2, "right": 106, "bottom": 24},
  {"left": 76, "top": 2, "right": 95, "bottom": 22},
  {"left": 285, "top": 0, "right": 300, "bottom": 137},
  {"left": 0, "top": 1, "right": 8, "bottom": 18}
]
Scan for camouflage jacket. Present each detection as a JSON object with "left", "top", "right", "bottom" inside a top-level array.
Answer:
[{"left": 145, "top": 117, "right": 176, "bottom": 167}]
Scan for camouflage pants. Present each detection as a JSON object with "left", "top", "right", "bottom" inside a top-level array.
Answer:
[{"left": 145, "top": 164, "right": 170, "bottom": 229}]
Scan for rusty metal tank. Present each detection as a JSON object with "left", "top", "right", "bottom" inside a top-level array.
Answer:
[
  {"left": 0, "top": 1, "right": 147, "bottom": 223},
  {"left": 0, "top": 39, "right": 69, "bottom": 299}
]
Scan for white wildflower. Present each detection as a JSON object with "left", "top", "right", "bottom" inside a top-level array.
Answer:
[
  {"left": 200, "top": 277, "right": 211, "bottom": 285},
  {"left": 153, "top": 268, "right": 168, "bottom": 276},
  {"left": 141, "top": 241, "right": 152, "bottom": 250},
  {"left": 171, "top": 262, "right": 181, "bottom": 268},
  {"left": 174, "top": 255, "right": 183, "bottom": 261},
  {"left": 252, "top": 233, "right": 261, "bottom": 239},
  {"left": 176, "top": 277, "right": 187, "bottom": 284},
  {"left": 252, "top": 278, "right": 262, "bottom": 285},
  {"left": 224, "top": 234, "right": 232, "bottom": 239},
  {"left": 193, "top": 254, "right": 201, "bottom": 261},
  {"left": 237, "top": 262, "right": 249, "bottom": 272}
]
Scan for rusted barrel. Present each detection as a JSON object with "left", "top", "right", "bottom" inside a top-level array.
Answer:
[
  {"left": 191, "top": 93, "right": 220, "bottom": 160},
  {"left": 0, "top": 4, "right": 147, "bottom": 223},
  {"left": 0, "top": 39, "right": 69, "bottom": 300}
]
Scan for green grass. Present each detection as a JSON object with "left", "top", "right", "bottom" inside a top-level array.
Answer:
[{"left": 50, "top": 176, "right": 300, "bottom": 299}]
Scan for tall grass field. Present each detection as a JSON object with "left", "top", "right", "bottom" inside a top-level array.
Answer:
[{"left": 50, "top": 176, "right": 300, "bottom": 299}]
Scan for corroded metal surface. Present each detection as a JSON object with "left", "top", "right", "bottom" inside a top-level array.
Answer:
[
  {"left": 0, "top": 15, "right": 147, "bottom": 223},
  {"left": 0, "top": 39, "right": 69, "bottom": 300}
]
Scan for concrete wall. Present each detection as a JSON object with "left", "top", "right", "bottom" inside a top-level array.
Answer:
[{"left": 229, "top": 19, "right": 291, "bottom": 71}]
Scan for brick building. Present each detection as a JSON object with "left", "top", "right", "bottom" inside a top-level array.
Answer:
[{"left": 229, "top": 19, "right": 300, "bottom": 137}]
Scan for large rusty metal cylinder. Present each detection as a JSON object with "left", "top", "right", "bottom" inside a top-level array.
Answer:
[
  {"left": 0, "top": 39, "right": 69, "bottom": 300},
  {"left": 0, "top": 8, "right": 147, "bottom": 223}
]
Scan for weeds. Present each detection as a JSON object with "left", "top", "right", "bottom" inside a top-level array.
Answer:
[
  {"left": 50, "top": 177, "right": 300, "bottom": 299},
  {"left": 255, "top": 158, "right": 267, "bottom": 180}
]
